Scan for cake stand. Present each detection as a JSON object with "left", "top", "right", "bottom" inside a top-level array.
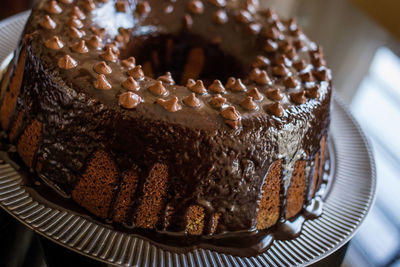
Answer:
[{"left": 0, "top": 11, "right": 376, "bottom": 267}]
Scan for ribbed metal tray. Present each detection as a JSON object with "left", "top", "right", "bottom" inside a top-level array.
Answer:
[{"left": 0, "top": 11, "right": 376, "bottom": 267}]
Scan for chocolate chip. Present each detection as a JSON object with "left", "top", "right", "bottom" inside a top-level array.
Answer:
[
  {"left": 208, "top": 80, "right": 226, "bottom": 93},
  {"left": 293, "top": 39, "right": 305, "bottom": 49},
  {"left": 87, "top": 35, "right": 103, "bottom": 50},
  {"left": 70, "top": 6, "right": 85, "bottom": 20},
  {"left": 314, "top": 69, "right": 329, "bottom": 81},
  {"left": 208, "top": 0, "right": 226, "bottom": 7},
  {"left": 221, "top": 106, "right": 240, "bottom": 120},
  {"left": 246, "top": 88, "right": 263, "bottom": 101},
  {"left": 100, "top": 47, "right": 117, "bottom": 62},
  {"left": 299, "top": 72, "right": 314, "bottom": 82},
  {"left": 266, "top": 102, "right": 284, "bottom": 117},
  {"left": 272, "top": 64, "right": 289, "bottom": 77},
  {"left": 187, "top": 0, "right": 204, "bottom": 15},
  {"left": 306, "top": 86, "right": 320, "bottom": 99},
  {"left": 255, "top": 70, "right": 271, "bottom": 85},
  {"left": 90, "top": 27, "right": 105, "bottom": 38},
  {"left": 82, "top": 0, "right": 96, "bottom": 11},
  {"left": 186, "top": 79, "right": 196, "bottom": 88},
  {"left": 252, "top": 56, "right": 270, "bottom": 68},
  {"left": 236, "top": 9, "right": 253, "bottom": 23},
  {"left": 213, "top": 10, "right": 228, "bottom": 25},
  {"left": 183, "top": 93, "right": 201, "bottom": 107},
  {"left": 40, "top": 15, "right": 56, "bottom": 30},
  {"left": 183, "top": 14, "right": 193, "bottom": 29},
  {"left": 127, "top": 65, "right": 144, "bottom": 80},
  {"left": 246, "top": 23, "right": 262, "bottom": 35},
  {"left": 68, "top": 26, "right": 85, "bottom": 38},
  {"left": 264, "top": 39, "right": 278, "bottom": 53},
  {"left": 136, "top": 1, "right": 151, "bottom": 15},
  {"left": 225, "top": 120, "right": 239, "bottom": 129},
  {"left": 210, "top": 94, "right": 227, "bottom": 108},
  {"left": 68, "top": 16, "right": 83, "bottom": 29},
  {"left": 240, "top": 96, "right": 257, "bottom": 111},
  {"left": 58, "top": 55, "right": 78, "bottom": 69},
  {"left": 45, "top": 36, "right": 64, "bottom": 50},
  {"left": 94, "top": 61, "right": 112, "bottom": 74},
  {"left": 105, "top": 43, "right": 120, "bottom": 55},
  {"left": 230, "top": 78, "right": 247, "bottom": 92},
  {"left": 45, "top": 1, "right": 62, "bottom": 14},
  {"left": 121, "top": 57, "right": 136, "bottom": 68},
  {"left": 94, "top": 74, "right": 112, "bottom": 90},
  {"left": 189, "top": 80, "right": 207, "bottom": 94},
  {"left": 157, "top": 97, "right": 181, "bottom": 112},
  {"left": 71, "top": 40, "right": 89, "bottom": 54},
  {"left": 249, "top": 68, "right": 261, "bottom": 81},
  {"left": 290, "top": 91, "right": 306, "bottom": 104},
  {"left": 119, "top": 92, "right": 143, "bottom": 109},
  {"left": 274, "top": 54, "right": 288, "bottom": 65},
  {"left": 158, "top": 72, "right": 175, "bottom": 85},
  {"left": 264, "top": 26, "right": 280, "bottom": 39},
  {"left": 293, "top": 60, "right": 307, "bottom": 71},
  {"left": 262, "top": 8, "right": 278, "bottom": 21},
  {"left": 284, "top": 76, "right": 298, "bottom": 88},
  {"left": 122, "top": 77, "right": 140, "bottom": 91},
  {"left": 59, "top": 0, "right": 73, "bottom": 4},
  {"left": 149, "top": 81, "right": 168, "bottom": 96},
  {"left": 291, "top": 28, "right": 303, "bottom": 37},
  {"left": 266, "top": 88, "right": 283, "bottom": 101},
  {"left": 285, "top": 17, "right": 297, "bottom": 31},
  {"left": 225, "top": 77, "right": 236, "bottom": 89},
  {"left": 284, "top": 46, "right": 297, "bottom": 59},
  {"left": 312, "top": 56, "right": 326, "bottom": 67},
  {"left": 115, "top": 1, "right": 127, "bottom": 12}
]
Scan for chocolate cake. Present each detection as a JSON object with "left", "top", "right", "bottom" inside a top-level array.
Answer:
[{"left": 0, "top": 0, "right": 331, "bottom": 254}]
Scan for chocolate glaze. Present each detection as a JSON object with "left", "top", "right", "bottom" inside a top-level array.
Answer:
[{"left": 3, "top": 0, "right": 332, "bottom": 251}]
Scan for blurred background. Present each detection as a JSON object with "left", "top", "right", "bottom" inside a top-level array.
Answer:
[{"left": 1, "top": 0, "right": 400, "bottom": 266}]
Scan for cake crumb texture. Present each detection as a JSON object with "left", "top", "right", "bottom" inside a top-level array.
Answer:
[
  {"left": 311, "top": 152, "right": 320, "bottom": 198},
  {"left": 9, "top": 110, "right": 24, "bottom": 142},
  {"left": 72, "top": 150, "right": 119, "bottom": 219},
  {"left": 135, "top": 163, "right": 168, "bottom": 229},
  {"left": 113, "top": 169, "right": 139, "bottom": 223},
  {"left": 17, "top": 119, "right": 42, "bottom": 168},
  {"left": 185, "top": 205, "right": 205, "bottom": 235},
  {"left": 256, "top": 160, "right": 282, "bottom": 230},
  {"left": 286, "top": 160, "right": 307, "bottom": 219}
]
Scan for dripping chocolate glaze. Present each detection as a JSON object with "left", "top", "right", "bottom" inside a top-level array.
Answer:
[{"left": 9, "top": 0, "right": 332, "bottom": 245}]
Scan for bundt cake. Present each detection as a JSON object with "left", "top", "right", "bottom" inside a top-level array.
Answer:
[{"left": 0, "top": 0, "right": 331, "bottom": 255}]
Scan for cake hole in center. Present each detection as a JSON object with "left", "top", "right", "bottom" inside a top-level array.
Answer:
[{"left": 121, "top": 33, "right": 246, "bottom": 86}]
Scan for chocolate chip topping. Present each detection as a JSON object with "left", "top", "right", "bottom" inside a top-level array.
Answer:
[
  {"left": 299, "top": 72, "right": 314, "bottom": 82},
  {"left": 264, "top": 39, "right": 278, "bottom": 53},
  {"left": 68, "top": 26, "right": 85, "bottom": 39},
  {"left": 100, "top": 47, "right": 117, "bottom": 62},
  {"left": 272, "top": 63, "right": 289, "bottom": 77},
  {"left": 71, "top": 40, "right": 89, "bottom": 54},
  {"left": 290, "top": 90, "right": 306, "bottom": 104},
  {"left": 90, "top": 27, "right": 105, "bottom": 38},
  {"left": 274, "top": 54, "right": 288, "bottom": 65},
  {"left": 94, "top": 61, "right": 112, "bottom": 74},
  {"left": 246, "top": 88, "right": 263, "bottom": 101},
  {"left": 165, "top": 4, "right": 174, "bottom": 14},
  {"left": 40, "top": 15, "right": 56, "bottom": 30},
  {"left": 314, "top": 69, "right": 329, "bottom": 81},
  {"left": 255, "top": 70, "right": 271, "bottom": 85},
  {"left": 122, "top": 77, "right": 140, "bottom": 91},
  {"left": 121, "top": 57, "right": 136, "bottom": 68},
  {"left": 262, "top": 8, "right": 278, "bottom": 20},
  {"left": 157, "top": 97, "right": 181, "bottom": 112},
  {"left": 264, "top": 27, "right": 280, "bottom": 40},
  {"left": 158, "top": 72, "right": 175, "bottom": 85},
  {"left": 283, "top": 76, "right": 298, "bottom": 88},
  {"left": 252, "top": 56, "right": 270, "bottom": 68},
  {"left": 87, "top": 35, "right": 103, "bottom": 50},
  {"left": 312, "top": 57, "right": 326, "bottom": 68},
  {"left": 119, "top": 92, "right": 143, "bottom": 109},
  {"left": 45, "top": 1, "right": 62, "bottom": 14},
  {"left": 59, "top": 0, "right": 73, "bottom": 4},
  {"left": 225, "top": 77, "right": 236, "bottom": 89},
  {"left": 187, "top": 0, "right": 204, "bottom": 15},
  {"left": 293, "top": 39, "right": 305, "bottom": 49},
  {"left": 149, "top": 81, "right": 168, "bottom": 96},
  {"left": 94, "top": 74, "right": 112, "bottom": 90},
  {"left": 246, "top": 23, "right": 262, "bottom": 35},
  {"left": 68, "top": 16, "right": 83, "bottom": 29},
  {"left": 284, "top": 46, "right": 297, "bottom": 59},
  {"left": 209, "top": 94, "right": 227, "bottom": 108},
  {"left": 208, "top": 0, "right": 226, "bottom": 7},
  {"left": 213, "top": 10, "right": 228, "bottom": 25},
  {"left": 45, "top": 36, "right": 64, "bottom": 50},
  {"left": 208, "top": 80, "right": 226, "bottom": 94},
  {"left": 70, "top": 6, "right": 85, "bottom": 20},
  {"left": 266, "top": 102, "right": 284, "bottom": 117},
  {"left": 127, "top": 65, "right": 144, "bottom": 80},
  {"left": 230, "top": 78, "right": 247, "bottom": 92},
  {"left": 183, "top": 14, "right": 193, "bottom": 29},
  {"left": 189, "top": 80, "right": 207, "bottom": 94},
  {"left": 186, "top": 79, "right": 196, "bottom": 88},
  {"left": 221, "top": 106, "right": 240, "bottom": 120},
  {"left": 249, "top": 68, "right": 260, "bottom": 81},
  {"left": 236, "top": 9, "right": 253, "bottom": 23},
  {"left": 266, "top": 88, "right": 283, "bottom": 101},
  {"left": 183, "top": 93, "right": 201, "bottom": 108},
  {"left": 306, "top": 86, "right": 320, "bottom": 99},
  {"left": 115, "top": 1, "right": 127, "bottom": 12},
  {"left": 225, "top": 120, "right": 239, "bottom": 129},
  {"left": 136, "top": 1, "right": 151, "bottom": 15},
  {"left": 240, "top": 96, "right": 257, "bottom": 111},
  {"left": 58, "top": 55, "right": 77, "bottom": 69},
  {"left": 83, "top": 0, "right": 96, "bottom": 11},
  {"left": 293, "top": 60, "right": 307, "bottom": 71}
]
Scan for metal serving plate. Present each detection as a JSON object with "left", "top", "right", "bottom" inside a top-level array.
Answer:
[{"left": 0, "top": 12, "right": 376, "bottom": 267}]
